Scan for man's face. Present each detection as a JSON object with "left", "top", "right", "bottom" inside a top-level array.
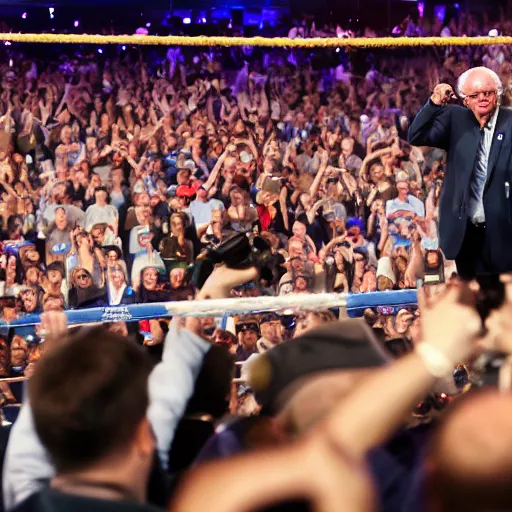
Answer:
[
  {"left": 25, "top": 268, "right": 39, "bottom": 285},
  {"left": 196, "top": 186, "right": 208, "bottom": 200},
  {"left": 47, "top": 270, "right": 62, "bottom": 286},
  {"left": 341, "top": 138, "right": 354, "bottom": 157},
  {"left": 142, "top": 268, "right": 158, "bottom": 290},
  {"left": 60, "top": 126, "right": 72, "bottom": 144},
  {"left": 54, "top": 208, "right": 68, "bottom": 230},
  {"left": 239, "top": 328, "right": 259, "bottom": 350},
  {"left": 170, "top": 268, "right": 185, "bottom": 289},
  {"left": 463, "top": 70, "right": 499, "bottom": 119},
  {"left": 396, "top": 181, "right": 409, "bottom": 198},
  {"left": 261, "top": 321, "right": 283, "bottom": 344},
  {"left": 21, "top": 290, "right": 37, "bottom": 312}
]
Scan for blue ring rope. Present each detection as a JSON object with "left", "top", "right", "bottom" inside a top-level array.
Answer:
[{"left": 1, "top": 289, "right": 419, "bottom": 328}]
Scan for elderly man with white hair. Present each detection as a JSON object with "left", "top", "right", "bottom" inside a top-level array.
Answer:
[{"left": 409, "top": 66, "right": 512, "bottom": 280}]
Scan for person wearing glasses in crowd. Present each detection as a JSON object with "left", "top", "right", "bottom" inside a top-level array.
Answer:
[
  {"left": 68, "top": 267, "right": 107, "bottom": 309},
  {"left": 409, "top": 66, "right": 512, "bottom": 278}
]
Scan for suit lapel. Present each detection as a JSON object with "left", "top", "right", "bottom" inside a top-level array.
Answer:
[{"left": 485, "top": 108, "right": 508, "bottom": 190}]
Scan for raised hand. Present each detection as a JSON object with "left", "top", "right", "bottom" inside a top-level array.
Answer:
[{"left": 430, "top": 83, "right": 457, "bottom": 106}]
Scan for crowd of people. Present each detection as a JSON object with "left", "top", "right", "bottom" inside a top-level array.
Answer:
[
  {"left": 0, "top": 6, "right": 511, "bottom": 512},
  {"left": 1, "top": 34, "right": 511, "bottom": 382},
  {"left": 0, "top": 41, "right": 453, "bottom": 379},
  {"left": 2, "top": 266, "right": 512, "bottom": 512}
]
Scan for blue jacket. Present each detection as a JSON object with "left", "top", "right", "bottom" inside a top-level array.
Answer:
[{"left": 409, "top": 101, "right": 512, "bottom": 269}]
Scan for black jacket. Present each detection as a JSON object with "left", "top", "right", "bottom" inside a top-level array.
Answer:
[{"left": 409, "top": 100, "right": 512, "bottom": 271}]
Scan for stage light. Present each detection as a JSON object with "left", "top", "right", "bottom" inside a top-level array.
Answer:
[
  {"left": 146, "top": 22, "right": 151, "bottom": 27},
  {"left": 228, "top": 20, "right": 232, "bottom": 28},
  {"left": 9, "top": 59, "right": 13, "bottom": 67},
  {"left": 122, "top": 45, "right": 126, "bottom": 50},
  {"left": 74, "top": 20, "right": 79, "bottom": 27},
  {"left": 98, "top": 48, "right": 103, "bottom": 54},
  {"left": 4, "top": 41, "right": 11, "bottom": 46},
  {"left": 21, "top": 12, "right": 27, "bottom": 19},
  {"left": 183, "top": 17, "right": 191, "bottom": 24},
  {"left": 201, "top": 17, "right": 206, "bottom": 23},
  {"left": 49, "top": 7, "right": 55, "bottom": 19}
]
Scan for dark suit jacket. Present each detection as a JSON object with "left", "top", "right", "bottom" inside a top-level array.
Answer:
[{"left": 409, "top": 100, "right": 512, "bottom": 271}]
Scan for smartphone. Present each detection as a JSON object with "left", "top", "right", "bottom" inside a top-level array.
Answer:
[{"left": 423, "top": 249, "right": 445, "bottom": 285}]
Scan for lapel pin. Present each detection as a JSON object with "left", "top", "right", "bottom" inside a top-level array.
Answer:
[{"left": 498, "top": 133, "right": 504, "bottom": 140}]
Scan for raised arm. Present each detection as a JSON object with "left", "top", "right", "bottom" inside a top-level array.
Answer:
[
  {"left": 150, "top": 265, "right": 259, "bottom": 470},
  {"left": 320, "top": 284, "right": 482, "bottom": 460},
  {"left": 408, "top": 84, "right": 455, "bottom": 150},
  {"left": 203, "top": 150, "right": 228, "bottom": 191},
  {"left": 310, "top": 149, "right": 329, "bottom": 198}
]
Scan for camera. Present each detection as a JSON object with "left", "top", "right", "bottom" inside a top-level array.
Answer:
[{"left": 192, "top": 232, "right": 285, "bottom": 290}]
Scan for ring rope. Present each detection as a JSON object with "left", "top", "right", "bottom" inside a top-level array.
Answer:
[
  {"left": 0, "top": 33, "right": 511, "bottom": 47},
  {"left": 2, "top": 289, "right": 419, "bottom": 328}
]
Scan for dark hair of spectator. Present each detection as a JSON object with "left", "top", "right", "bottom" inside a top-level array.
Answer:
[
  {"left": 28, "top": 327, "right": 153, "bottom": 473},
  {"left": 94, "top": 185, "right": 111, "bottom": 204}
]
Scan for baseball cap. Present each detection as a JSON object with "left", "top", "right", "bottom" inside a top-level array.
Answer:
[
  {"left": 250, "top": 319, "right": 391, "bottom": 415},
  {"left": 175, "top": 185, "right": 196, "bottom": 198},
  {"left": 183, "top": 159, "right": 197, "bottom": 172}
]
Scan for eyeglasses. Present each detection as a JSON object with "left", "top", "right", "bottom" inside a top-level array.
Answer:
[
  {"left": 466, "top": 90, "right": 497, "bottom": 100},
  {"left": 236, "top": 323, "right": 260, "bottom": 334},
  {"left": 76, "top": 274, "right": 89, "bottom": 280}
]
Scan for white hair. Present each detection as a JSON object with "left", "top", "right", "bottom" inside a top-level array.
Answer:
[{"left": 457, "top": 66, "right": 503, "bottom": 99}]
